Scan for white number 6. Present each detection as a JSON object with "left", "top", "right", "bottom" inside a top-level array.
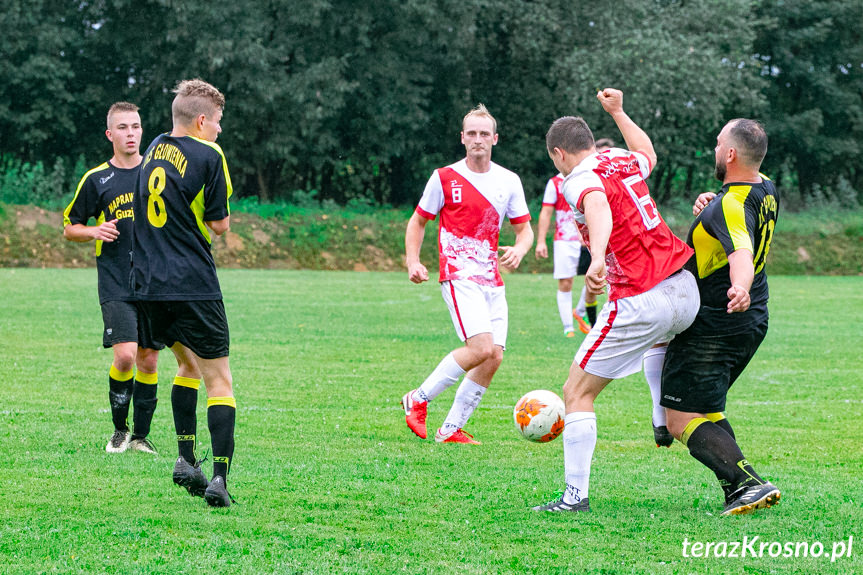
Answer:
[{"left": 623, "top": 175, "right": 661, "bottom": 230}]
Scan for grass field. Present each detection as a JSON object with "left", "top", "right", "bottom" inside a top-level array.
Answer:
[{"left": 0, "top": 269, "right": 860, "bottom": 574}]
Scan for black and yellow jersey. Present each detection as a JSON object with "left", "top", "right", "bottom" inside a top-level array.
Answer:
[
  {"left": 63, "top": 161, "right": 138, "bottom": 304},
  {"left": 684, "top": 177, "right": 779, "bottom": 334},
  {"left": 131, "top": 134, "right": 232, "bottom": 301}
]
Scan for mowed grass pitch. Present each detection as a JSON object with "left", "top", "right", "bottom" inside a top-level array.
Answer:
[{"left": 0, "top": 269, "right": 860, "bottom": 574}]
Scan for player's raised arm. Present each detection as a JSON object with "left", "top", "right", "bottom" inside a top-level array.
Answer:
[
  {"left": 597, "top": 88, "right": 657, "bottom": 169},
  {"left": 405, "top": 211, "right": 430, "bottom": 283}
]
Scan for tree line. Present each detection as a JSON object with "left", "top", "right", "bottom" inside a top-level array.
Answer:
[{"left": 1, "top": 0, "right": 860, "bottom": 208}]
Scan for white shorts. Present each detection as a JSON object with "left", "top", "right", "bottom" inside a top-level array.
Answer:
[
  {"left": 553, "top": 240, "right": 581, "bottom": 279},
  {"left": 575, "top": 269, "right": 699, "bottom": 379},
  {"left": 441, "top": 280, "right": 508, "bottom": 348}
]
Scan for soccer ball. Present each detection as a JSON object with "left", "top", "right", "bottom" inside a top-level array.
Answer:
[{"left": 513, "top": 389, "right": 565, "bottom": 443}]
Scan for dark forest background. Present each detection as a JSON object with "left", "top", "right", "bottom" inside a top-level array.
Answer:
[{"left": 1, "top": 0, "right": 861, "bottom": 208}]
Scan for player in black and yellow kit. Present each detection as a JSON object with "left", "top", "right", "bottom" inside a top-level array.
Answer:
[
  {"left": 661, "top": 119, "right": 780, "bottom": 516},
  {"left": 63, "top": 102, "right": 165, "bottom": 455},
  {"left": 132, "top": 79, "right": 237, "bottom": 507}
]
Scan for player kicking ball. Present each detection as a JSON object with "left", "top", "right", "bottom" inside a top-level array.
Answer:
[
  {"left": 533, "top": 89, "right": 699, "bottom": 512},
  {"left": 401, "top": 104, "right": 533, "bottom": 445}
]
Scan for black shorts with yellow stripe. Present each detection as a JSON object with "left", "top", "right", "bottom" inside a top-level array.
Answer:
[
  {"left": 138, "top": 299, "right": 230, "bottom": 359},
  {"left": 660, "top": 317, "right": 768, "bottom": 413}
]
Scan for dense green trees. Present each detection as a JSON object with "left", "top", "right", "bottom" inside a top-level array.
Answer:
[{"left": 0, "top": 0, "right": 860, "bottom": 207}]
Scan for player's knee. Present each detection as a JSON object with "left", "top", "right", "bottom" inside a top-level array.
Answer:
[
  {"left": 472, "top": 342, "right": 497, "bottom": 364},
  {"left": 664, "top": 411, "right": 688, "bottom": 439},
  {"left": 112, "top": 349, "right": 136, "bottom": 372},
  {"left": 136, "top": 348, "right": 159, "bottom": 373}
]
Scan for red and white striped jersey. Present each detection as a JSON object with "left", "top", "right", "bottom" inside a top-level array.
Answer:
[
  {"left": 542, "top": 173, "right": 582, "bottom": 242},
  {"left": 416, "top": 159, "right": 531, "bottom": 287},
  {"left": 561, "top": 148, "right": 692, "bottom": 301}
]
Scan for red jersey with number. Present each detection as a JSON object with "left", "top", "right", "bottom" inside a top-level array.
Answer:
[
  {"left": 541, "top": 174, "right": 582, "bottom": 242},
  {"left": 561, "top": 148, "right": 692, "bottom": 301},
  {"left": 415, "top": 159, "right": 531, "bottom": 287}
]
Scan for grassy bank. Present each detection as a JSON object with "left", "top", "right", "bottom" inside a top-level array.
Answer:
[{"left": 1, "top": 201, "right": 861, "bottom": 275}]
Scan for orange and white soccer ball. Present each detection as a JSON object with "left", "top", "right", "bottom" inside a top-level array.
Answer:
[{"left": 513, "top": 389, "right": 565, "bottom": 442}]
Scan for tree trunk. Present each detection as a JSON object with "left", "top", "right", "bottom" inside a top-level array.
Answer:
[{"left": 256, "top": 164, "right": 270, "bottom": 203}]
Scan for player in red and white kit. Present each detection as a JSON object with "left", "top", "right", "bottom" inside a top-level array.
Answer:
[
  {"left": 535, "top": 174, "right": 593, "bottom": 336},
  {"left": 401, "top": 104, "right": 534, "bottom": 445},
  {"left": 533, "top": 89, "right": 700, "bottom": 512}
]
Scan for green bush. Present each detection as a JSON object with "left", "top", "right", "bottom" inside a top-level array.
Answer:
[{"left": 0, "top": 155, "right": 88, "bottom": 209}]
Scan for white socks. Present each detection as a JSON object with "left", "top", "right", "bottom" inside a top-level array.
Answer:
[
  {"left": 557, "top": 290, "right": 574, "bottom": 333},
  {"left": 575, "top": 286, "right": 588, "bottom": 318},
  {"left": 642, "top": 347, "right": 667, "bottom": 427},
  {"left": 562, "top": 412, "right": 597, "bottom": 505},
  {"left": 414, "top": 352, "right": 465, "bottom": 403},
  {"left": 441, "top": 378, "right": 486, "bottom": 434}
]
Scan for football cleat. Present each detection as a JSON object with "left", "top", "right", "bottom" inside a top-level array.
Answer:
[
  {"left": 204, "top": 475, "right": 234, "bottom": 508},
  {"left": 128, "top": 437, "right": 158, "bottom": 454},
  {"left": 402, "top": 390, "right": 428, "bottom": 439},
  {"left": 172, "top": 456, "right": 209, "bottom": 498},
  {"left": 721, "top": 482, "right": 780, "bottom": 516},
  {"left": 564, "top": 330, "right": 576, "bottom": 338},
  {"left": 574, "top": 314, "right": 591, "bottom": 334},
  {"left": 105, "top": 429, "right": 131, "bottom": 453},
  {"left": 435, "top": 428, "right": 481, "bottom": 444},
  {"left": 532, "top": 496, "right": 591, "bottom": 512},
  {"left": 653, "top": 423, "right": 674, "bottom": 448}
]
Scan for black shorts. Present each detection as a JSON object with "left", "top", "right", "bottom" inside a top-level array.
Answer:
[
  {"left": 139, "top": 300, "right": 230, "bottom": 360},
  {"left": 577, "top": 245, "right": 591, "bottom": 276},
  {"left": 101, "top": 300, "right": 165, "bottom": 350},
  {"left": 660, "top": 319, "right": 768, "bottom": 413}
]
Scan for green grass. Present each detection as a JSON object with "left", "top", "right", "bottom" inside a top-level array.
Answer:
[{"left": 0, "top": 270, "right": 860, "bottom": 574}]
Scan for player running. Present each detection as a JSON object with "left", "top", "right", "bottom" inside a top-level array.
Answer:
[
  {"left": 533, "top": 89, "right": 700, "bottom": 512},
  {"left": 401, "top": 104, "right": 534, "bottom": 445},
  {"left": 63, "top": 102, "right": 164, "bottom": 455}
]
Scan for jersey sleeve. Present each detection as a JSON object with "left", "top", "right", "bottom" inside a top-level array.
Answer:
[
  {"left": 705, "top": 187, "right": 756, "bottom": 255},
  {"left": 507, "top": 176, "right": 531, "bottom": 223},
  {"left": 562, "top": 172, "right": 604, "bottom": 213},
  {"left": 63, "top": 175, "right": 99, "bottom": 227},
  {"left": 541, "top": 178, "right": 557, "bottom": 206},
  {"left": 415, "top": 170, "right": 444, "bottom": 220},
  {"left": 632, "top": 150, "right": 653, "bottom": 179},
  {"left": 203, "top": 150, "right": 232, "bottom": 222}
]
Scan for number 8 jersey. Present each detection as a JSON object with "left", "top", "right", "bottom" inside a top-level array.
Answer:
[
  {"left": 132, "top": 134, "right": 232, "bottom": 300},
  {"left": 561, "top": 148, "right": 692, "bottom": 301}
]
